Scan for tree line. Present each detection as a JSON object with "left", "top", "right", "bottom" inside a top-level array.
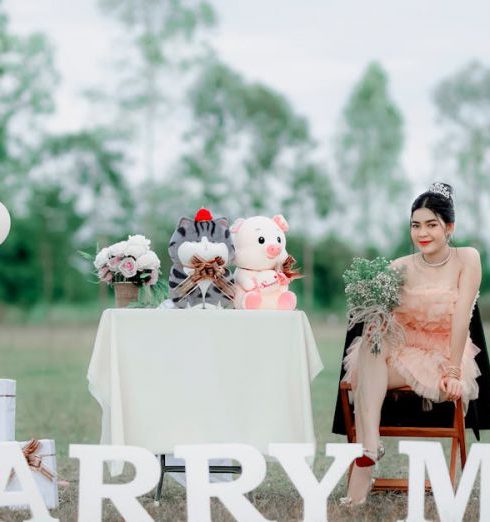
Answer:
[{"left": 1, "top": 0, "right": 490, "bottom": 311}]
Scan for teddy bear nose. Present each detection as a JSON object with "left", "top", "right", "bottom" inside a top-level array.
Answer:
[{"left": 266, "top": 244, "right": 281, "bottom": 257}]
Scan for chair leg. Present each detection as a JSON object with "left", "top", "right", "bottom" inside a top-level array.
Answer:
[
  {"left": 449, "top": 398, "right": 467, "bottom": 487},
  {"left": 449, "top": 437, "right": 458, "bottom": 487},
  {"left": 154, "top": 454, "right": 165, "bottom": 504},
  {"left": 456, "top": 398, "right": 467, "bottom": 467},
  {"left": 340, "top": 386, "right": 356, "bottom": 486},
  {"left": 340, "top": 386, "right": 355, "bottom": 443}
]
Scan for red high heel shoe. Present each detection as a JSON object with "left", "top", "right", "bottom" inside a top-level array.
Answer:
[{"left": 355, "top": 442, "right": 385, "bottom": 467}]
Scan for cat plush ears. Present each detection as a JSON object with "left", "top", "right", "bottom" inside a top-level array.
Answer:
[
  {"left": 177, "top": 216, "right": 193, "bottom": 231},
  {"left": 214, "top": 217, "right": 229, "bottom": 229},
  {"left": 192, "top": 208, "right": 229, "bottom": 230},
  {"left": 177, "top": 213, "right": 229, "bottom": 231}
]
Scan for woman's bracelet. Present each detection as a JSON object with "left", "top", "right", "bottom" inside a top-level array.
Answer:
[{"left": 444, "top": 365, "right": 462, "bottom": 381}]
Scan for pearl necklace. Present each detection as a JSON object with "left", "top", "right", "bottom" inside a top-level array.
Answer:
[{"left": 420, "top": 248, "right": 452, "bottom": 268}]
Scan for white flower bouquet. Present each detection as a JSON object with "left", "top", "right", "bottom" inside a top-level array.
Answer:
[
  {"left": 80, "top": 235, "right": 168, "bottom": 307},
  {"left": 343, "top": 257, "right": 405, "bottom": 355},
  {"left": 92, "top": 235, "right": 161, "bottom": 287}
]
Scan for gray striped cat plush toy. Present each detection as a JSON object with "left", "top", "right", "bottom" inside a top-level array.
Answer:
[{"left": 168, "top": 208, "right": 235, "bottom": 309}]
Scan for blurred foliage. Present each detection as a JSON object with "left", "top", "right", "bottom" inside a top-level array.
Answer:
[
  {"left": 38, "top": 128, "right": 135, "bottom": 241},
  {"left": 99, "top": 0, "right": 216, "bottom": 43},
  {"left": 93, "top": 0, "right": 217, "bottom": 180},
  {"left": 0, "top": 185, "right": 92, "bottom": 305},
  {"left": 287, "top": 234, "right": 358, "bottom": 311},
  {"left": 433, "top": 61, "right": 490, "bottom": 254},
  {"left": 180, "top": 59, "right": 318, "bottom": 216},
  {"left": 0, "top": 4, "right": 58, "bottom": 198},
  {"left": 0, "top": 5, "right": 133, "bottom": 306},
  {"left": 335, "top": 62, "right": 407, "bottom": 249}
]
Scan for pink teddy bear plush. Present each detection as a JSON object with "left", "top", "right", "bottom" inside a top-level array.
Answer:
[{"left": 231, "top": 215, "right": 297, "bottom": 310}]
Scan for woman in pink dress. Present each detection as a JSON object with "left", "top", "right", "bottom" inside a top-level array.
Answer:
[{"left": 341, "top": 182, "right": 482, "bottom": 505}]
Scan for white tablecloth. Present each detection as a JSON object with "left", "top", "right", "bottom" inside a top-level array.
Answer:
[{"left": 87, "top": 309, "right": 323, "bottom": 474}]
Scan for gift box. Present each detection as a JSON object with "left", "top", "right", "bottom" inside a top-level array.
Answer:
[
  {"left": 0, "top": 379, "right": 16, "bottom": 441},
  {"left": 7, "top": 439, "right": 59, "bottom": 509}
]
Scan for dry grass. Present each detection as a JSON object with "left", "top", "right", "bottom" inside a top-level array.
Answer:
[{"left": 0, "top": 319, "right": 487, "bottom": 521}]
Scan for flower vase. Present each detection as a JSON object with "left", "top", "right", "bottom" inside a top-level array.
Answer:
[{"left": 113, "top": 282, "right": 139, "bottom": 308}]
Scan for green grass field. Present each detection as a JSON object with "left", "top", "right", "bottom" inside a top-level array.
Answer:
[{"left": 0, "top": 319, "right": 486, "bottom": 521}]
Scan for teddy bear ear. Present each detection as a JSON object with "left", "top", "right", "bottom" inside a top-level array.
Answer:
[
  {"left": 272, "top": 214, "right": 289, "bottom": 232},
  {"left": 230, "top": 218, "right": 245, "bottom": 233}
]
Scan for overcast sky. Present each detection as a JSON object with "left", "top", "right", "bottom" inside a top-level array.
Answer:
[{"left": 4, "top": 0, "right": 490, "bottom": 193}]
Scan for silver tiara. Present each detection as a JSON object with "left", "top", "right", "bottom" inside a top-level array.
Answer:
[{"left": 428, "top": 182, "right": 452, "bottom": 200}]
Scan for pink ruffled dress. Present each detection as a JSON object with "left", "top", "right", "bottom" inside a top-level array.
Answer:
[{"left": 343, "top": 286, "right": 480, "bottom": 411}]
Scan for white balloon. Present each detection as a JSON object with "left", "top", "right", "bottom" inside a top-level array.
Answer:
[{"left": 0, "top": 202, "right": 11, "bottom": 245}]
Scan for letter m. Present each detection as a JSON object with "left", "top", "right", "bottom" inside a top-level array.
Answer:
[{"left": 399, "top": 441, "right": 490, "bottom": 522}]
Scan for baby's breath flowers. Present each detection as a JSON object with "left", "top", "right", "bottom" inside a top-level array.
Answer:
[{"left": 343, "top": 257, "right": 405, "bottom": 355}]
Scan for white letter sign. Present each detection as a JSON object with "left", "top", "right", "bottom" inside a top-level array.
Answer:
[
  {"left": 175, "top": 443, "right": 270, "bottom": 522},
  {"left": 0, "top": 441, "right": 58, "bottom": 521},
  {"left": 70, "top": 444, "right": 160, "bottom": 522},
  {"left": 400, "top": 441, "right": 490, "bottom": 522},
  {"left": 270, "top": 443, "right": 362, "bottom": 522}
]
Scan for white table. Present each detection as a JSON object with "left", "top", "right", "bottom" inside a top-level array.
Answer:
[{"left": 88, "top": 309, "right": 323, "bottom": 475}]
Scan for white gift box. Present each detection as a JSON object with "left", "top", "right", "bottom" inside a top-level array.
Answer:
[
  {"left": 7, "top": 439, "right": 59, "bottom": 509},
  {"left": 0, "top": 379, "right": 16, "bottom": 441}
]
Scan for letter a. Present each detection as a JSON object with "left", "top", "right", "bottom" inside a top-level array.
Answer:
[
  {"left": 70, "top": 444, "right": 160, "bottom": 522},
  {"left": 0, "top": 441, "right": 58, "bottom": 521}
]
